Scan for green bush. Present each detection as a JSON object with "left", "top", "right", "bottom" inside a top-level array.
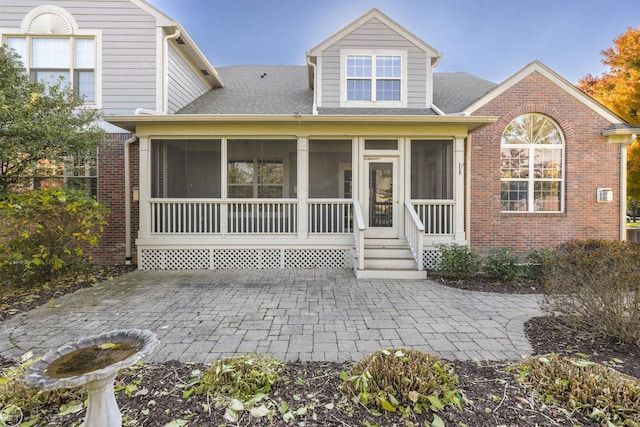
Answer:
[
  {"left": 522, "top": 248, "right": 553, "bottom": 282},
  {"left": 341, "top": 348, "right": 462, "bottom": 418},
  {"left": 0, "top": 188, "right": 109, "bottom": 286},
  {"left": 543, "top": 239, "right": 640, "bottom": 346},
  {"left": 482, "top": 248, "right": 520, "bottom": 283},
  {"left": 515, "top": 353, "right": 640, "bottom": 426},
  {"left": 434, "top": 244, "right": 481, "bottom": 280}
]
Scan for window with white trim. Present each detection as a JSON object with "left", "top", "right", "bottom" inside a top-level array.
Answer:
[
  {"left": 500, "top": 113, "right": 564, "bottom": 212},
  {"left": 7, "top": 35, "right": 95, "bottom": 102},
  {"left": 345, "top": 53, "right": 403, "bottom": 104}
]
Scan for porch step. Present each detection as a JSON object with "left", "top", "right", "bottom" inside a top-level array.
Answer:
[{"left": 353, "top": 238, "right": 427, "bottom": 279}]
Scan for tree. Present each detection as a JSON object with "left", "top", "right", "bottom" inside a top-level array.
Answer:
[
  {"left": 578, "top": 26, "right": 640, "bottom": 125},
  {"left": 579, "top": 27, "right": 640, "bottom": 215},
  {"left": 0, "top": 45, "right": 105, "bottom": 195}
]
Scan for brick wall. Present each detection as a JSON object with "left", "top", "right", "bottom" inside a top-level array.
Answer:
[
  {"left": 469, "top": 70, "right": 621, "bottom": 255},
  {"left": 90, "top": 133, "right": 139, "bottom": 264}
]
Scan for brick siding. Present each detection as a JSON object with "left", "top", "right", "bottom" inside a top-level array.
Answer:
[
  {"left": 469, "top": 71, "right": 621, "bottom": 255},
  {"left": 89, "top": 133, "right": 139, "bottom": 265}
]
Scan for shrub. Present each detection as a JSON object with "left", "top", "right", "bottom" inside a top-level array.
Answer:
[
  {"left": 0, "top": 188, "right": 108, "bottom": 286},
  {"left": 522, "top": 248, "right": 553, "bottom": 282},
  {"left": 543, "top": 239, "right": 640, "bottom": 346},
  {"left": 434, "top": 243, "right": 481, "bottom": 280},
  {"left": 0, "top": 352, "right": 86, "bottom": 424},
  {"left": 192, "top": 353, "right": 285, "bottom": 403},
  {"left": 515, "top": 353, "right": 640, "bottom": 426},
  {"left": 482, "top": 248, "right": 520, "bottom": 283},
  {"left": 341, "top": 348, "right": 462, "bottom": 419}
]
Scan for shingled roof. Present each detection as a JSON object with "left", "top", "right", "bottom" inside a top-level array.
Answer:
[{"left": 177, "top": 65, "right": 497, "bottom": 116}]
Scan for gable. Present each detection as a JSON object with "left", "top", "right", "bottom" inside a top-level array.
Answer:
[
  {"left": 463, "top": 61, "right": 623, "bottom": 124},
  {"left": 308, "top": 8, "right": 440, "bottom": 62}
]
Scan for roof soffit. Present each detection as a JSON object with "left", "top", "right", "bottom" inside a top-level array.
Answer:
[
  {"left": 463, "top": 61, "right": 624, "bottom": 124},
  {"left": 308, "top": 8, "right": 441, "bottom": 65}
]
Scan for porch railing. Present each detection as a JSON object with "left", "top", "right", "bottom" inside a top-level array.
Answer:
[
  {"left": 148, "top": 199, "right": 455, "bottom": 238},
  {"left": 150, "top": 199, "right": 297, "bottom": 234},
  {"left": 353, "top": 200, "right": 366, "bottom": 271},
  {"left": 412, "top": 200, "right": 455, "bottom": 235},
  {"left": 308, "top": 199, "right": 353, "bottom": 234},
  {"left": 404, "top": 201, "right": 425, "bottom": 270}
]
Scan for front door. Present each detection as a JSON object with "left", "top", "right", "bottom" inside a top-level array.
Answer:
[{"left": 365, "top": 157, "right": 399, "bottom": 238}]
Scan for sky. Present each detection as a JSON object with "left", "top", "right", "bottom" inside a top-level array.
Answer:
[{"left": 146, "top": 0, "right": 640, "bottom": 84}]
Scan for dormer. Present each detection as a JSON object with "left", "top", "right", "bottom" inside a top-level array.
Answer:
[{"left": 307, "top": 9, "right": 441, "bottom": 112}]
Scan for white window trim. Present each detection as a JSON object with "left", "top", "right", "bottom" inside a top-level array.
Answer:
[
  {"left": 1, "top": 5, "right": 103, "bottom": 109},
  {"left": 340, "top": 49, "right": 407, "bottom": 108},
  {"left": 500, "top": 115, "right": 565, "bottom": 213}
]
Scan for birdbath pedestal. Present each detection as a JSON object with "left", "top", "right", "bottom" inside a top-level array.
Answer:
[{"left": 25, "top": 329, "right": 158, "bottom": 427}]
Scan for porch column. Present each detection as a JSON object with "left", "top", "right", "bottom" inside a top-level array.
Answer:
[
  {"left": 297, "top": 137, "right": 308, "bottom": 239},
  {"left": 138, "top": 136, "right": 150, "bottom": 239},
  {"left": 453, "top": 136, "right": 466, "bottom": 243}
]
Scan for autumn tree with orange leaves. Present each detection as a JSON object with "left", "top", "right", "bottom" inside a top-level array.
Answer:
[{"left": 578, "top": 26, "right": 640, "bottom": 217}]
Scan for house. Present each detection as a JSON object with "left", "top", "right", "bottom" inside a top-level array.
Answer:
[{"left": 2, "top": 3, "right": 636, "bottom": 278}]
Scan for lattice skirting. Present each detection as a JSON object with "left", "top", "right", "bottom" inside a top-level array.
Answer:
[
  {"left": 422, "top": 248, "right": 441, "bottom": 270},
  {"left": 140, "top": 248, "right": 352, "bottom": 270}
]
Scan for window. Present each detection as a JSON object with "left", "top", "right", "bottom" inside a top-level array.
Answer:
[
  {"left": 228, "top": 158, "right": 284, "bottom": 198},
  {"left": 500, "top": 114, "right": 564, "bottom": 212},
  {"left": 7, "top": 36, "right": 95, "bottom": 102},
  {"left": 65, "top": 154, "right": 97, "bottom": 198},
  {"left": 227, "top": 139, "right": 297, "bottom": 198},
  {"left": 345, "top": 53, "right": 403, "bottom": 104}
]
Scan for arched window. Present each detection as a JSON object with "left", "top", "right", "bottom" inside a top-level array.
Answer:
[{"left": 500, "top": 113, "right": 564, "bottom": 212}]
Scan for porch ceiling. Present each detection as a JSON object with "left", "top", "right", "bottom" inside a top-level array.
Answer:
[{"left": 106, "top": 113, "right": 497, "bottom": 134}]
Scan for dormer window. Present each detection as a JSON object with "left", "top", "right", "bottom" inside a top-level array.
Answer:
[{"left": 341, "top": 50, "right": 406, "bottom": 107}]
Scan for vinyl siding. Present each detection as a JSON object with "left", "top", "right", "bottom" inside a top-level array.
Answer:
[
  {"left": 318, "top": 18, "right": 429, "bottom": 109},
  {"left": 167, "top": 43, "right": 210, "bottom": 114},
  {"left": 0, "top": 0, "right": 158, "bottom": 115}
]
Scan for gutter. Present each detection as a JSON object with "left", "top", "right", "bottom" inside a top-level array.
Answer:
[{"left": 124, "top": 135, "right": 138, "bottom": 265}]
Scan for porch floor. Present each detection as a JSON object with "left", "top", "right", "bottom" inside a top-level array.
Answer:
[{"left": 0, "top": 269, "right": 542, "bottom": 362}]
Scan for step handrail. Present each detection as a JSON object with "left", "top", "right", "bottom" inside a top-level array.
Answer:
[
  {"left": 353, "top": 200, "right": 366, "bottom": 270},
  {"left": 404, "top": 201, "right": 425, "bottom": 271}
]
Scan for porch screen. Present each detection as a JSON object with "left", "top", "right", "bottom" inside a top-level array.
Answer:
[
  {"left": 308, "top": 140, "right": 352, "bottom": 198},
  {"left": 227, "top": 139, "right": 297, "bottom": 198},
  {"left": 411, "top": 140, "right": 453, "bottom": 199},
  {"left": 151, "top": 140, "right": 221, "bottom": 198}
]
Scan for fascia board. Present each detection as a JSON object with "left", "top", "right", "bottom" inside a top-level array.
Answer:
[{"left": 463, "top": 61, "right": 624, "bottom": 124}]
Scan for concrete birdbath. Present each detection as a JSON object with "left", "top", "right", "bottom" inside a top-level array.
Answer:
[{"left": 25, "top": 329, "right": 158, "bottom": 427}]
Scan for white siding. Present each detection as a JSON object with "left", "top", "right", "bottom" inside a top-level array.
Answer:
[
  {"left": 318, "top": 18, "right": 430, "bottom": 109},
  {"left": 167, "top": 43, "right": 210, "bottom": 113},
  {"left": 0, "top": 0, "right": 158, "bottom": 115}
]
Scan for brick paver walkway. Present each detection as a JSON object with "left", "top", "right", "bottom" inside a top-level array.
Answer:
[{"left": 0, "top": 269, "right": 542, "bottom": 363}]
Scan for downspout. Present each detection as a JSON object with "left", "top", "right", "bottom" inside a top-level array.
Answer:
[
  {"left": 124, "top": 135, "right": 138, "bottom": 265},
  {"left": 163, "top": 29, "right": 181, "bottom": 113},
  {"left": 306, "top": 55, "right": 318, "bottom": 115}
]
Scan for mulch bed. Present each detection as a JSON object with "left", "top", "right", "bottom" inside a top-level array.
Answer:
[{"left": 1, "top": 268, "right": 638, "bottom": 426}]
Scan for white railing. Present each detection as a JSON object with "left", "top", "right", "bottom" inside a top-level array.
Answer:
[
  {"left": 308, "top": 199, "right": 353, "bottom": 234},
  {"left": 353, "top": 200, "right": 366, "bottom": 271},
  {"left": 227, "top": 200, "right": 297, "bottom": 233},
  {"left": 412, "top": 200, "right": 455, "bottom": 235},
  {"left": 404, "top": 201, "right": 425, "bottom": 270},
  {"left": 151, "top": 199, "right": 221, "bottom": 233},
  {"left": 150, "top": 199, "right": 297, "bottom": 234}
]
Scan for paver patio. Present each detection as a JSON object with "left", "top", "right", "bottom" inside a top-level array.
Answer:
[{"left": 0, "top": 269, "right": 543, "bottom": 363}]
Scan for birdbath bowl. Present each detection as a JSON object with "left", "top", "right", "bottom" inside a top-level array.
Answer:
[{"left": 25, "top": 329, "right": 158, "bottom": 427}]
